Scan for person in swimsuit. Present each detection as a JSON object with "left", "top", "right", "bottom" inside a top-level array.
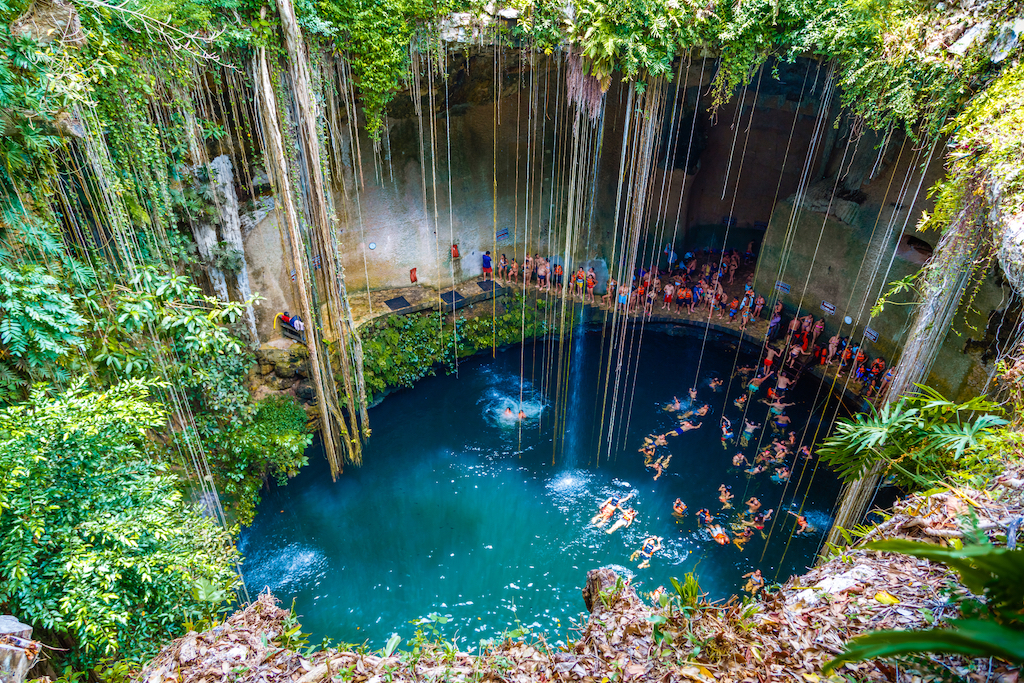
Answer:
[
  {"left": 733, "top": 526, "right": 754, "bottom": 550},
  {"left": 672, "top": 498, "right": 688, "bottom": 517},
  {"left": 497, "top": 254, "right": 508, "bottom": 282},
  {"left": 696, "top": 508, "right": 713, "bottom": 525},
  {"left": 537, "top": 258, "right": 550, "bottom": 291},
  {"left": 709, "top": 524, "right": 730, "bottom": 545},
  {"left": 554, "top": 263, "right": 564, "bottom": 287},
  {"left": 631, "top": 536, "right": 663, "bottom": 569},
  {"left": 573, "top": 267, "right": 586, "bottom": 299},
  {"left": 663, "top": 396, "right": 682, "bottom": 412},
  {"left": 733, "top": 394, "right": 748, "bottom": 409},
  {"left": 745, "top": 497, "right": 761, "bottom": 515},
  {"left": 508, "top": 258, "right": 519, "bottom": 283},
  {"left": 586, "top": 268, "right": 597, "bottom": 303},
  {"left": 772, "top": 466, "right": 791, "bottom": 483},
  {"left": 617, "top": 284, "right": 629, "bottom": 313},
  {"left": 662, "top": 282, "right": 675, "bottom": 310},
  {"left": 718, "top": 484, "right": 733, "bottom": 509},
  {"left": 603, "top": 278, "right": 616, "bottom": 306},
  {"left": 606, "top": 507, "right": 637, "bottom": 534},
  {"left": 742, "top": 569, "right": 764, "bottom": 594},
  {"left": 748, "top": 371, "right": 774, "bottom": 395},
  {"left": 787, "top": 509, "right": 810, "bottom": 534},
  {"left": 720, "top": 417, "right": 734, "bottom": 448},
  {"left": 732, "top": 452, "right": 748, "bottom": 467},
  {"left": 661, "top": 420, "right": 702, "bottom": 440},
  {"left": 647, "top": 453, "right": 671, "bottom": 480},
  {"left": 740, "top": 418, "right": 761, "bottom": 447},
  {"left": 709, "top": 377, "right": 724, "bottom": 392},
  {"left": 590, "top": 492, "right": 633, "bottom": 526}
]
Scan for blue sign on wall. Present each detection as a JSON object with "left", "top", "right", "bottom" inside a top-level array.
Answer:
[
  {"left": 775, "top": 281, "right": 791, "bottom": 294},
  {"left": 821, "top": 300, "right": 836, "bottom": 315},
  {"left": 865, "top": 327, "right": 879, "bottom": 342}
]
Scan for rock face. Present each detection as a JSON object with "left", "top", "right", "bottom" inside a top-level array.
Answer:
[
  {"left": 11, "top": 0, "right": 86, "bottom": 46},
  {"left": 250, "top": 341, "right": 320, "bottom": 428}
]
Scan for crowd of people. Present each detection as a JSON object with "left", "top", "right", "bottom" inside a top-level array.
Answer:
[{"left": 483, "top": 243, "right": 892, "bottom": 401}]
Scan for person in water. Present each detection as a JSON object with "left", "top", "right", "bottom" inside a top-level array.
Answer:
[
  {"left": 742, "top": 569, "right": 764, "bottom": 594},
  {"left": 631, "top": 536, "right": 663, "bottom": 569},
  {"left": 708, "top": 524, "right": 730, "bottom": 545},
  {"left": 696, "top": 508, "right": 713, "bottom": 525},
  {"left": 606, "top": 507, "right": 638, "bottom": 534},
  {"left": 709, "top": 376, "right": 724, "bottom": 392},
  {"left": 745, "top": 496, "right": 762, "bottom": 514},
  {"left": 740, "top": 418, "right": 761, "bottom": 447},
  {"left": 672, "top": 498, "right": 688, "bottom": 517},
  {"left": 718, "top": 484, "right": 733, "bottom": 509},
  {"left": 720, "top": 417, "right": 734, "bottom": 448},
  {"left": 733, "top": 394, "right": 748, "bottom": 410},
  {"left": 788, "top": 510, "right": 812, "bottom": 534},
  {"left": 732, "top": 452, "right": 748, "bottom": 467},
  {"left": 648, "top": 453, "right": 671, "bottom": 480},
  {"left": 590, "top": 492, "right": 633, "bottom": 526}
]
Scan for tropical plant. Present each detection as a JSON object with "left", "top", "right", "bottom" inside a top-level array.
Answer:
[
  {"left": 0, "top": 379, "right": 240, "bottom": 667},
  {"left": 817, "top": 385, "right": 1007, "bottom": 488},
  {"left": 827, "top": 538, "right": 1024, "bottom": 671}
]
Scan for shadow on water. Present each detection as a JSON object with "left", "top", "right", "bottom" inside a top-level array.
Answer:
[{"left": 240, "top": 328, "right": 845, "bottom": 649}]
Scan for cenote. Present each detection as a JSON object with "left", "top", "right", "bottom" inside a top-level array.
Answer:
[{"left": 240, "top": 325, "right": 846, "bottom": 648}]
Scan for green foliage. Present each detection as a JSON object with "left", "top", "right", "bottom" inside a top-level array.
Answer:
[
  {"left": 0, "top": 379, "right": 240, "bottom": 666},
  {"left": 817, "top": 385, "right": 1007, "bottom": 488},
  {"left": 359, "top": 297, "right": 550, "bottom": 401},
  {"left": 827, "top": 539, "right": 1024, "bottom": 671},
  {"left": 0, "top": 263, "right": 87, "bottom": 398},
  {"left": 313, "top": 0, "right": 470, "bottom": 138},
  {"left": 204, "top": 395, "right": 312, "bottom": 525}
]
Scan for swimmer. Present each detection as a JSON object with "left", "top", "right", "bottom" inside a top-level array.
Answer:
[
  {"left": 799, "top": 445, "right": 813, "bottom": 461},
  {"left": 733, "top": 364, "right": 755, "bottom": 380},
  {"left": 773, "top": 414, "right": 792, "bottom": 432},
  {"left": 661, "top": 420, "right": 701, "bottom": 440},
  {"left": 745, "top": 496, "right": 762, "bottom": 514},
  {"left": 696, "top": 508, "right": 713, "bottom": 526},
  {"left": 718, "top": 484, "right": 734, "bottom": 509},
  {"left": 787, "top": 510, "right": 811, "bottom": 534},
  {"left": 733, "top": 394, "right": 748, "bottom": 409},
  {"left": 747, "top": 371, "right": 774, "bottom": 395},
  {"left": 630, "top": 536, "right": 663, "bottom": 569},
  {"left": 672, "top": 498, "right": 688, "bottom": 517},
  {"left": 773, "top": 466, "right": 791, "bottom": 483},
  {"left": 648, "top": 586, "right": 666, "bottom": 605},
  {"left": 742, "top": 569, "right": 764, "bottom": 594},
  {"left": 709, "top": 377, "right": 724, "bottom": 392},
  {"left": 647, "top": 453, "right": 671, "bottom": 480},
  {"left": 740, "top": 418, "right": 761, "bottom": 447},
  {"left": 688, "top": 387, "right": 698, "bottom": 401},
  {"left": 732, "top": 452, "right": 748, "bottom": 467},
  {"left": 733, "top": 526, "right": 754, "bottom": 550},
  {"left": 590, "top": 492, "right": 634, "bottom": 526},
  {"left": 663, "top": 396, "right": 682, "bottom": 412},
  {"left": 708, "top": 524, "right": 730, "bottom": 545},
  {"left": 639, "top": 440, "right": 656, "bottom": 459},
  {"left": 720, "top": 417, "right": 734, "bottom": 448},
  {"left": 606, "top": 507, "right": 638, "bottom": 534},
  {"left": 518, "top": 410, "right": 527, "bottom": 420},
  {"left": 745, "top": 463, "right": 767, "bottom": 476},
  {"left": 504, "top": 407, "right": 514, "bottom": 418}
]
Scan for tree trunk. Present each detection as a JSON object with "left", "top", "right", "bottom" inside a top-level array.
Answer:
[{"left": 254, "top": 46, "right": 345, "bottom": 478}]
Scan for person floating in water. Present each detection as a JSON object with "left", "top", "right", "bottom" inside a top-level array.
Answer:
[
  {"left": 742, "top": 569, "right": 764, "bottom": 594},
  {"left": 518, "top": 410, "right": 527, "bottom": 420},
  {"left": 709, "top": 377, "right": 724, "bottom": 392},
  {"left": 647, "top": 453, "right": 671, "bottom": 480},
  {"left": 747, "top": 371, "right": 774, "bottom": 395},
  {"left": 732, "top": 452, "right": 748, "bottom": 467},
  {"left": 772, "top": 466, "right": 791, "bottom": 483},
  {"left": 788, "top": 510, "right": 812, "bottom": 534},
  {"left": 733, "top": 394, "right": 748, "bottom": 410},
  {"left": 708, "top": 524, "right": 730, "bottom": 545},
  {"left": 663, "top": 396, "right": 682, "bottom": 412},
  {"left": 696, "top": 508, "right": 713, "bottom": 526},
  {"left": 733, "top": 526, "right": 755, "bottom": 550},
  {"left": 740, "top": 418, "right": 761, "bottom": 447},
  {"left": 630, "top": 536, "right": 663, "bottom": 569},
  {"left": 720, "top": 417, "right": 734, "bottom": 448},
  {"left": 672, "top": 498, "right": 687, "bottom": 517},
  {"left": 745, "top": 496, "right": 762, "bottom": 515},
  {"left": 504, "top": 407, "right": 514, "bottom": 419},
  {"left": 606, "top": 507, "right": 638, "bottom": 534},
  {"left": 590, "top": 492, "right": 633, "bottom": 526},
  {"left": 718, "top": 484, "right": 734, "bottom": 509}
]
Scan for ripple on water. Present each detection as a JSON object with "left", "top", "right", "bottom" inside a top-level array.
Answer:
[{"left": 244, "top": 542, "right": 328, "bottom": 594}]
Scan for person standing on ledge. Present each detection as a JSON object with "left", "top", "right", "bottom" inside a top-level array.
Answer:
[{"left": 482, "top": 250, "right": 492, "bottom": 280}]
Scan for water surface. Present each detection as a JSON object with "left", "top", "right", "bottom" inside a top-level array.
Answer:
[{"left": 240, "top": 327, "right": 844, "bottom": 648}]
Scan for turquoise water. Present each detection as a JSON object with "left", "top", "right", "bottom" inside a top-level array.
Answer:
[{"left": 239, "top": 326, "right": 843, "bottom": 649}]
